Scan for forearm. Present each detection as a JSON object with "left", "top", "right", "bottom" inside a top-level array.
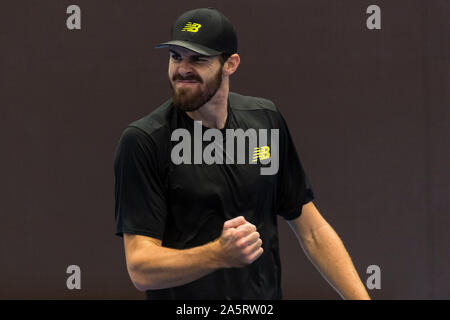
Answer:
[
  {"left": 129, "top": 239, "right": 224, "bottom": 291},
  {"left": 299, "top": 224, "right": 370, "bottom": 300}
]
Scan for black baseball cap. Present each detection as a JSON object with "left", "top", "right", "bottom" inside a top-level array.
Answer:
[{"left": 155, "top": 7, "right": 238, "bottom": 56}]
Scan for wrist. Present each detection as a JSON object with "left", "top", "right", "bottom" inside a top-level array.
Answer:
[{"left": 208, "top": 239, "right": 228, "bottom": 269}]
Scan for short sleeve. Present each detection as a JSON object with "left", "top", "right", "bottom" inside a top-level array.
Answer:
[
  {"left": 114, "top": 126, "right": 167, "bottom": 239},
  {"left": 275, "top": 112, "right": 315, "bottom": 220}
]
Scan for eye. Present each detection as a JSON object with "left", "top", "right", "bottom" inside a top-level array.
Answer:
[
  {"left": 170, "top": 52, "right": 181, "bottom": 61},
  {"left": 193, "top": 57, "right": 209, "bottom": 63}
]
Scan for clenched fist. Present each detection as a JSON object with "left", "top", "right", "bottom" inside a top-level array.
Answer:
[{"left": 214, "top": 216, "right": 264, "bottom": 268}]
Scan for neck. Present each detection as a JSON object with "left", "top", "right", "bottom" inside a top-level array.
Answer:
[{"left": 185, "top": 78, "right": 229, "bottom": 129}]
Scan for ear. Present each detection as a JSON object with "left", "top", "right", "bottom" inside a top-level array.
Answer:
[{"left": 222, "top": 54, "right": 240, "bottom": 77}]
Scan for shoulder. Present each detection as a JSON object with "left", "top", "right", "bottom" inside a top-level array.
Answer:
[
  {"left": 229, "top": 92, "right": 278, "bottom": 112},
  {"left": 229, "top": 92, "right": 287, "bottom": 130},
  {"left": 127, "top": 98, "right": 174, "bottom": 138},
  {"left": 115, "top": 98, "right": 174, "bottom": 155}
]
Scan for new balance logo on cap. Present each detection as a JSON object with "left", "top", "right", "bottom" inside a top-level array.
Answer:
[
  {"left": 155, "top": 8, "right": 238, "bottom": 56},
  {"left": 181, "top": 22, "right": 202, "bottom": 32}
]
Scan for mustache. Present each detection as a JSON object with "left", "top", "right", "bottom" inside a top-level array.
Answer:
[{"left": 173, "top": 74, "right": 202, "bottom": 83}]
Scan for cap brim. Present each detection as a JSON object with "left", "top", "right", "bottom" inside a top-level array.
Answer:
[{"left": 155, "top": 40, "right": 222, "bottom": 56}]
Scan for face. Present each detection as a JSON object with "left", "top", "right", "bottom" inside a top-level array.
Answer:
[{"left": 168, "top": 46, "right": 224, "bottom": 112}]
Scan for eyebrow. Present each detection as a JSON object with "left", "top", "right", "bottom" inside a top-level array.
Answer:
[{"left": 169, "top": 49, "right": 209, "bottom": 59}]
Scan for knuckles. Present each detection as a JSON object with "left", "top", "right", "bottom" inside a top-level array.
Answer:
[{"left": 220, "top": 222, "right": 265, "bottom": 268}]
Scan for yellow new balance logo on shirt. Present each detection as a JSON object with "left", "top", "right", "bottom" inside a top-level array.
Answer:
[
  {"left": 181, "top": 22, "right": 202, "bottom": 32},
  {"left": 252, "top": 146, "right": 271, "bottom": 162}
]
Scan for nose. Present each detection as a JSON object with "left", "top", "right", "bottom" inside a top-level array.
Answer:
[{"left": 177, "top": 58, "right": 194, "bottom": 76}]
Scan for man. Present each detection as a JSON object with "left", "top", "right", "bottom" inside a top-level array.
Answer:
[{"left": 114, "top": 7, "right": 370, "bottom": 300}]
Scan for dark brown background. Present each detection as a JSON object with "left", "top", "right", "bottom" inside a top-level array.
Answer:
[{"left": 0, "top": 0, "right": 448, "bottom": 299}]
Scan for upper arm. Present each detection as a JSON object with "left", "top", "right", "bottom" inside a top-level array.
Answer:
[
  {"left": 285, "top": 201, "right": 328, "bottom": 242},
  {"left": 274, "top": 111, "right": 315, "bottom": 220},
  {"left": 114, "top": 127, "right": 168, "bottom": 239}
]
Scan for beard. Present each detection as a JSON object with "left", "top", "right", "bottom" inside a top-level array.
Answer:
[{"left": 169, "top": 67, "right": 223, "bottom": 112}]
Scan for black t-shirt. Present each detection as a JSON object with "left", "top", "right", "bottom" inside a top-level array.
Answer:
[{"left": 114, "top": 91, "right": 315, "bottom": 299}]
